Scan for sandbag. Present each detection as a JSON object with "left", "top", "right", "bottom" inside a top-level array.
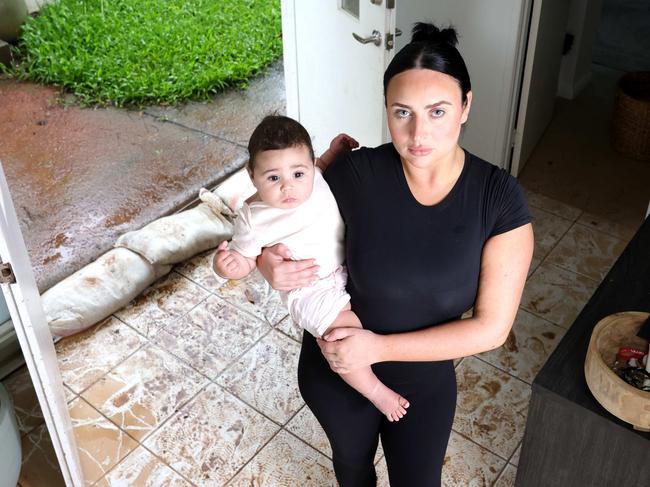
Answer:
[
  {"left": 114, "top": 201, "right": 233, "bottom": 265},
  {"left": 212, "top": 168, "right": 257, "bottom": 213},
  {"left": 43, "top": 248, "right": 172, "bottom": 338}
]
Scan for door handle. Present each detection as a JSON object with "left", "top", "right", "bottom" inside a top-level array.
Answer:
[{"left": 352, "top": 30, "right": 382, "bottom": 46}]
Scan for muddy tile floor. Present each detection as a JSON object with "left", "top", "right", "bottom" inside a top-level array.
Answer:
[{"left": 3, "top": 188, "right": 638, "bottom": 486}]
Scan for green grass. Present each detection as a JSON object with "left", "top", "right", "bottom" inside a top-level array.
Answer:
[{"left": 12, "top": 0, "right": 282, "bottom": 107}]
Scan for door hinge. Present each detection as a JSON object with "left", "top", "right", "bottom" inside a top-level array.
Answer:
[{"left": 0, "top": 262, "right": 16, "bottom": 284}]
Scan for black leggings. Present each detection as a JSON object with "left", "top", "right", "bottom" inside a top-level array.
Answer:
[{"left": 298, "top": 332, "right": 457, "bottom": 487}]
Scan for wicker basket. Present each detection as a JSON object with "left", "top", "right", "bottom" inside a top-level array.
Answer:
[{"left": 611, "top": 72, "right": 650, "bottom": 161}]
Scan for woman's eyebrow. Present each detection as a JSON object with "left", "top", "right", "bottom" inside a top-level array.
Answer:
[{"left": 391, "top": 101, "right": 452, "bottom": 109}]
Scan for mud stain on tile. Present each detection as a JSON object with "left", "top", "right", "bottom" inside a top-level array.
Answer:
[
  {"left": 213, "top": 269, "right": 288, "bottom": 326},
  {"left": 521, "top": 263, "right": 599, "bottom": 328},
  {"left": 275, "top": 315, "right": 303, "bottom": 342},
  {"left": 56, "top": 316, "right": 146, "bottom": 394},
  {"left": 114, "top": 272, "right": 209, "bottom": 336},
  {"left": 143, "top": 383, "right": 278, "bottom": 485},
  {"left": 228, "top": 430, "right": 336, "bottom": 486},
  {"left": 100, "top": 446, "right": 192, "bottom": 486},
  {"left": 525, "top": 190, "right": 582, "bottom": 221},
  {"left": 478, "top": 309, "right": 565, "bottom": 383},
  {"left": 529, "top": 206, "right": 574, "bottom": 261},
  {"left": 81, "top": 343, "right": 207, "bottom": 441},
  {"left": 442, "top": 431, "right": 505, "bottom": 487},
  {"left": 218, "top": 330, "right": 302, "bottom": 424},
  {"left": 173, "top": 249, "right": 227, "bottom": 294},
  {"left": 545, "top": 223, "right": 627, "bottom": 281},
  {"left": 454, "top": 358, "right": 531, "bottom": 459},
  {"left": 493, "top": 463, "right": 517, "bottom": 487},
  {"left": 152, "top": 295, "right": 270, "bottom": 379}
]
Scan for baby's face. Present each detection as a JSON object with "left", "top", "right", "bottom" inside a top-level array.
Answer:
[{"left": 249, "top": 145, "right": 315, "bottom": 209}]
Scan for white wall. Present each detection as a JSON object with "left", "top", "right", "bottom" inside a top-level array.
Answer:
[{"left": 557, "top": 0, "right": 604, "bottom": 99}]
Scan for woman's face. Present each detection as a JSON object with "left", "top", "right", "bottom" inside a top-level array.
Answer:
[{"left": 386, "top": 68, "right": 472, "bottom": 169}]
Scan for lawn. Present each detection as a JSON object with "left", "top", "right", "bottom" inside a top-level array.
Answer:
[{"left": 12, "top": 0, "right": 282, "bottom": 106}]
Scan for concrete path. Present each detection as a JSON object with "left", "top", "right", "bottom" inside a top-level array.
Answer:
[{"left": 0, "top": 61, "right": 285, "bottom": 292}]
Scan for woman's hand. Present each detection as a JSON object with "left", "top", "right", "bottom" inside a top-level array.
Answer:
[
  {"left": 317, "top": 327, "right": 383, "bottom": 374},
  {"left": 257, "top": 243, "right": 319, "bottom": 291}
]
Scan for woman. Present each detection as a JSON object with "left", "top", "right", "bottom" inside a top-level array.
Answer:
[{"left": 258, "top": 23, "right": 533, "bottom": 486}]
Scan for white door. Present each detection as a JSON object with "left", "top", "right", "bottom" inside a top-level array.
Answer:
[
  {"left": 510, "top": 0, "right": 571, "bottom": 176},
  {"left": 283, "top": 0, "right": 569, "bottom": 174},
  {"left": 282, "top": 0, "right": 395, "bottom": 156},
  {"left": 0, "top": 163, "right": 84, "bottom": 486}
]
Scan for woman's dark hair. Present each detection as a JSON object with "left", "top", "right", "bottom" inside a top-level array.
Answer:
[
  {"left": 247, "top": 115, "right": 314, "bottom": 172},
  {"left": 383, "top": 22, "right": 471, "bottom": 104}
]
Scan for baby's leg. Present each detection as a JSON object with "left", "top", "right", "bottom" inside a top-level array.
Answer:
[{"left": 324, "top": 307, "right": 410, "bottom": 422}]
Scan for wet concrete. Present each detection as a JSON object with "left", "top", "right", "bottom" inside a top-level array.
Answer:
[{"left": 0, "top": 61, "right": 285, "bottom": 292}]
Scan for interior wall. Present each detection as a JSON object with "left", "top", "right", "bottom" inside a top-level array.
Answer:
[{"left": 557, "top": 0, "right": 604, "bottom": 99}]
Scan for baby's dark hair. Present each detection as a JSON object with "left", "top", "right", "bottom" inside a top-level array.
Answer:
[
  {"left": 247, "top": 115, "right": 314, "bottom": 172},
  {"left": 383, "top": 22, "right": 471, "bottom": 104}
]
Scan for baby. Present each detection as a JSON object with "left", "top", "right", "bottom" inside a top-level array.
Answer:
[{"left": 213, "top": 115, "right": 409, "bottom": 421}]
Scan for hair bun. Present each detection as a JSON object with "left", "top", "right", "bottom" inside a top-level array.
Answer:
[{"left": 410, "top": 22, "right": 458, "bottom": 47}]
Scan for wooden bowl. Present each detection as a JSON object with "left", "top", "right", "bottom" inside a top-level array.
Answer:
[{"left": 585, "top": 311, "right": 650, "bottom": 431}]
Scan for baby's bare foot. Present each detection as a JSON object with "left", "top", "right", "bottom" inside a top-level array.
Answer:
[{"left": 367, "top": 383, "right": 410, "bottom": 422}]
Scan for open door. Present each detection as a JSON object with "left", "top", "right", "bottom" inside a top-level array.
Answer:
[
  {"left": 281, "top": 0, "right": 395, "bottom": 156},
  {"left": 0, "top": 163, "right": 84, "bottom": 486},
  {"left": 510, "top": 0, "right": 571, "bottom": 176},
  {"left": 282, "top": 0, "right": 534, "bottom": 169}
]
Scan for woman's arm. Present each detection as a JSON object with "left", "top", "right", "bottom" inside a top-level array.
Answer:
[{"left": 318, "top": 223, "right": 534, "bottom": 373}]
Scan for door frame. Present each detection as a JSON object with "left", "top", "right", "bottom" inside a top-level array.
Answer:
[{"left": 0, "top": 162, "right": 84, "bottom": 486}]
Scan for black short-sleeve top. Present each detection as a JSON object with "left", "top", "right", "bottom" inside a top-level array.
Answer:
[{"left": 324, "top": 143, "right": 530, "bottom": 335}]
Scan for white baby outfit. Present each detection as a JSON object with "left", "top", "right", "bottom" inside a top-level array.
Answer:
[{"left": 229, "top": 169, "right": 350, "bottom": 337}]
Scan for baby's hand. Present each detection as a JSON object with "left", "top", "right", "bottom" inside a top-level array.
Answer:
[
  {"left": 214, "top": 241, "right": 242, "bottom": 277},
  {"left": 329, "top": 133, "right": 359, "bottom": 157}
]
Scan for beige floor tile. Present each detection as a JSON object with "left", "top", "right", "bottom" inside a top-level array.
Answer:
[
  {"left": 493, "top": 463, "right": 517, "bottom": 487},
  {"left": 528, "top": 256, "right": 542, "bottom": 277},
  {"left": 19, "top": 424, "right": 66, "bottom": 487},
  {"left": 81, "top": 343, "right": 207, "bottom": 441},
  {"left": 525, "top": 190, "right": 582, "bottom": 221},
  {"left": 2, "top": 366, "right": 44, "bottom": 435},
  {"left": 442, "top": 431, "right": 505, "bottom": 487},
  {"left": 143, "top": 383, "right": 278, "bottom": 485},
  {"left": 228, "top": 430, "right": 337, "bottom": 486},
  {"left": 152, "top": 295, "right": 270, "bottom": 379},
  {"left": 376, "top": 457, "right": 389, "bottom": 486},
  {"left": 285, "top": 405, "right": 384, "bottom": 463},
  {"left": 174, "top": 249, "right": 227, "bottom": 294},
  {"left": 56, "top": 317, "right": 146, "bottom": 394},
  {"left": 276, "top": 314, "right": 303, "bottom": 342},
  {"left": 453, "top": 357, "right": 530, "bottom": 459},
  {"left": 69, "top": 397, "right": 139, "bottom": 485},
  {"left": 114, "top": 272, "right": 209, "bottom": 337},
  {"left": 218, "top": 330, "right": 302, "bottom": 424},
  {"left": 529, "top": 206, "right": 574, "bottom": 261},
  {"left": 285, "top": 405, "right": 332, "bottom": 458},
  {"left": 510, "top": 442, "right": 521, "bottom": 466},
  {"left": 521, "top": 262, "right": 599, "bottom": 328},
  {"left": 545, "top": 223, "right": 627, "bottom": 281},
  {"left": 477, "top": 309, "right": 565, "bottom": 384},
  {"left": 212, "top": 269, "right": 288, "bottom": 326},
  {"left": 576, "top": 212, "right": 637, "bottom": 242},
  {"left": 98, "top": 446, "right": 192, "bottom": 487}
]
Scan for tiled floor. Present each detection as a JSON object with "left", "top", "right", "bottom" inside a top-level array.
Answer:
[{"left": 3, "top": 189, "right": 639, "bottom": 486}]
